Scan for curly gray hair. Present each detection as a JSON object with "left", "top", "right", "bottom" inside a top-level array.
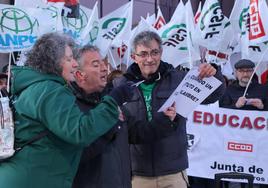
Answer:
[{"left": 26, "top": 32, "right": 76, "bottom": 76}]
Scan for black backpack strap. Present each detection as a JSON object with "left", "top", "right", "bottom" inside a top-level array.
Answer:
[{"left": 15, "top": 130, "right": 50, "bottom": 152}]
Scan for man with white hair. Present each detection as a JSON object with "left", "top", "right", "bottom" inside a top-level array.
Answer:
[{"left": 219, "top": 59, "right": 268, "bottom": 111}]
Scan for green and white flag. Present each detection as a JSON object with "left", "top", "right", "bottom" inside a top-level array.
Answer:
[
  {"left": 78, "top": 2, "right": 99, "bottom": 46},
  {"left": 196, "top": 0, "right": 231, "bottom": 50},
  {"left": 0, "top": 4, "right": 63, "bottom": 52},
  {"left": 61, "top": 5, "right": 93, "bottom": 45},
  {"left": 159, "top": 2, "right": 199, "bottom": 67},
  {"left": 96, "top": 1, "right": 133, "bottom": 58}
]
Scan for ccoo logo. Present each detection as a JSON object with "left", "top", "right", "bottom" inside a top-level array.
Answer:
[{"left": 228, "top": 142, "right": 253, "bottom": 152}]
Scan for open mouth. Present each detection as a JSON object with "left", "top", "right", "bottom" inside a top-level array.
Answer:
[{"left": 100, "top": 75, "right": 107, "bottom": 81}]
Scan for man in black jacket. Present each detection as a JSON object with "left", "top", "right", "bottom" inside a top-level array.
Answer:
[
  {"left": 219, "top": 59, "right": 268, "bottom": 188},
  {"left": 117, "top": 31, "right": 225, "bottom": 188},
  {"left": 219, "top": 59, "right": 268, "bottom": 111},
  {"left": 71, "top": 45, "right": 131, "bottom": 188}
]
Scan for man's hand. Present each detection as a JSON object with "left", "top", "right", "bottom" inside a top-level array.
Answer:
[
  {"left": 235, "top": 96, "right": 247, "bottom": 108},
  {"left": 198, "top": 63, "right": 217, "bottom": 79},
  {"left": 164, "top": 102, "right": 177, "bottom": 121},
  {"left": 248, "top": 98, "right": 264, "bottom": 109}
]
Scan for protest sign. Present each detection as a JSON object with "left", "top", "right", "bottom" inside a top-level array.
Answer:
[
  {"left": 158, "top": 67, "right": 221, "bottom": 117},
  {"left": 187, "top": 105, "right": 268, "bottom": 184}
]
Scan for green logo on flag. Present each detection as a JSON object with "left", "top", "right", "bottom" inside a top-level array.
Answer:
[
  {"left": 89, "top": 21, "right": 99, "bottom": 44},
  {"left": 44, "top": 5, "right": 59, "bottom": 19},
  {"left": 0, "top": 8, "right": 38, "bottom": 34},
  {"left": 0, "top": 7, "right": 38, "bottom": 50},
  {"left": 239, "top": 7, "right": 249, "bottom": 35},
  {"left": 62, "top": 7, "right": 88, "bottom": 33},
  {"left": 101, "top": 18, "right": 126, "bottom": 40},
  {"left": 162, "top": 24, "right": 187, "bottom": 50}
]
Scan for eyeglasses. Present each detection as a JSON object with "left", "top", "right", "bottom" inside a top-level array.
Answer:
[
  {"left": 236, "top": 69, "right": 254, "bottom": 74},
  {"left": 135, "top": 49, "right": 161, "bottom": 59}
]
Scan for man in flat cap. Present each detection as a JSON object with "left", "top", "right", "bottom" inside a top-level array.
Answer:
[{"left": 219, "top": 59, "right": 268, "bottom": 110}]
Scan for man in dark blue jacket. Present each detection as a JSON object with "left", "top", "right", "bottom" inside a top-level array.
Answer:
[{"left": 117, "top": 31, "right": 225, "bottom": 188}]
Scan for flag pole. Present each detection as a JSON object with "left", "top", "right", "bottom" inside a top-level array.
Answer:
[
  {"left": 155, "top": 0, "right": 158, "bottom": 16},
  {"left": 108, "top": 48, "right": 117, "bottom": 69},
  {"left": 100, "top": 0, "right": 103, "bottom": 17},
  {"left": 119, "top": 43, "right": 123, "bottom": 70},
  {"left": 7, "top": 53, "right": 12, "bottom": 93},
  {"left": 243, "top": 47, "right": 268, "bottom": 97}
]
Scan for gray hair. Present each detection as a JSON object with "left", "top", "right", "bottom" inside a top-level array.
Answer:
[
  {"left": 76, "top": 45, "right": 100, "bottom": 69},
  {"left": 131, "top": 31, "right": 162, "bottom": 53},
  {"left": 26, "top": 32, "right": 76, "bottom": 76}
]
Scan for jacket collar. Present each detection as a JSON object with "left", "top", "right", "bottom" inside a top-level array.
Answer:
[{"left": 69, "top": 81, "right": 101, "bottom": 105}]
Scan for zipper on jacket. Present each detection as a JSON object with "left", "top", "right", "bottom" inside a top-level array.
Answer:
[{"left": 149, "top": 83, "right": 160, "bottom": 176}]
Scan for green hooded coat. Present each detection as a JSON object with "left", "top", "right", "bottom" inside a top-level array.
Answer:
[{"left": 0, "top": 66, "right": 119, "bottom": 188}]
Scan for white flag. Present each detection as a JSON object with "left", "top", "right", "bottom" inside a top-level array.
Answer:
[
  {"left": 107, "top": 44, "right": 129, "bottom": 69},
  {"left": 61, "top": 5, "right": 93, "bottom": 44},
  {"left": 78, "top": 2, "right": 99, "bottom": 45},
  {"left": 0, "top": 4, "right": 62, "bottom": 52},
  {"left": 196, "top": 0, "right": 231, "bottom": 50},
  {"left": 96, "top": 1, "right": 133, "bottom": 57},
  {"left": 159, "top": 2, "right": 200, "bottom": 67},
  {"left": 145, "top": 13, "right": 155, "bottom": 26}
]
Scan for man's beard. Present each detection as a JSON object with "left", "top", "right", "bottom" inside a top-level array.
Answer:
[{"left": 240, "top": 77, "right": 250, "bottom": 86}]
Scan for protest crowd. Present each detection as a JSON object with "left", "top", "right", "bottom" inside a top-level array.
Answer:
[{"left": 0, "top": 0, "right": 268, "bottom": 188}]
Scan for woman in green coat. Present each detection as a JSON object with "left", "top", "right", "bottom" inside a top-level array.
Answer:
[{"left": 0, "top": 32, "right": 129, "bottom": 188}]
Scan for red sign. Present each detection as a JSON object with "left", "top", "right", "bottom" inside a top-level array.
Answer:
[{"left": 228, "top": 142, "right": 253, "bottom": 152}]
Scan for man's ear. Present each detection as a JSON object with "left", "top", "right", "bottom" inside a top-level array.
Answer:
[
  {"left": 234, "top": 70, "right": 238, "bottom": 78},
  {"left": 74, "top": 70, "right": 84, "bottom": 81},
  {"left": 160, "top": 48, "right": 163, "bottom": 55},
  {"left": 131, "top": 53, "right": 136, "bottom": 62}
]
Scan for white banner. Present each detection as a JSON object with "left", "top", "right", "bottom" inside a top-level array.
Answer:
[{"left": 187, "top": 105, "right": 268, "bottom": 184}]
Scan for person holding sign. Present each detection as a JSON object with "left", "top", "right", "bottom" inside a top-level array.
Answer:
[
  {"left": 219, "top": 59, "right": 268, "bottom": 111},
  {"left": 115, "top": 31, "right": 225, "bottom": 188}
]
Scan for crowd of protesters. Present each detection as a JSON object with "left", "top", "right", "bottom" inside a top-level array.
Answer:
[{"left": 0, "top": 30, "right": 267, "bottom": 188}]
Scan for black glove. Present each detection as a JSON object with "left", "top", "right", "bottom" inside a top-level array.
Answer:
[{"left": 109, "top": 82, "right": 134, "bottom": 106}]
